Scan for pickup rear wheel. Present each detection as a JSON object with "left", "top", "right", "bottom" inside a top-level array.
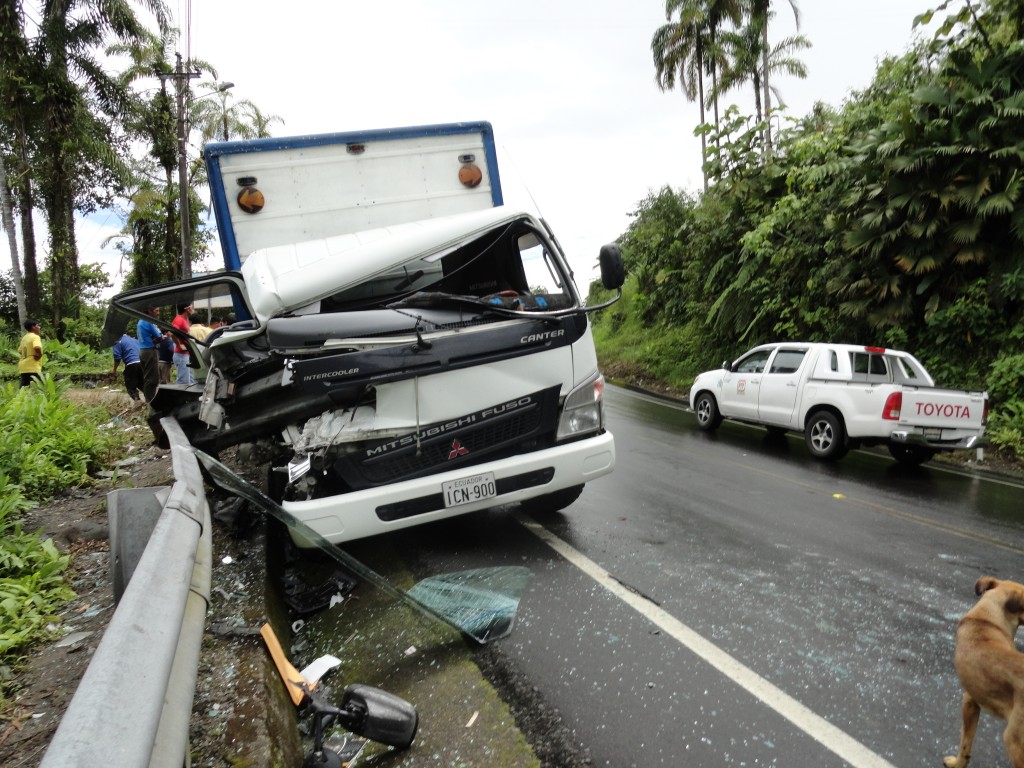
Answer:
[
  {"left": 694, "top": 391, "right": 723, "bottom": 432},
  {"left": 888, "top": 443, "right": 937, "bottom": 465},
  {"left": 804, "top": 410, "right": 848, "bottom": 461}
]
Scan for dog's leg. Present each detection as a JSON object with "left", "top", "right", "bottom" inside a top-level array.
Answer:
[
  {"left": 944, "top": 693, "right": 980, "bottom": 768},
  {"left": 1003, "top": 705, "right": 1024, "bottom": 768}
]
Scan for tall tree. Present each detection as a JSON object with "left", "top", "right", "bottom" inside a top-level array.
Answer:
[
  {"left": 0, "top": 0, "right": 44, "bottom": 318},
  {"left": 751, "top": 0, "right": 801, "bottom": 150},
  {"left": 652, "top": 0, "right": 741, "bottom": 191},
  {"left": 714, "top": 18, "right": 809, "bottom": 127},
  {"left": 32, "top": 0, "right": 168, "bottom": 337}
]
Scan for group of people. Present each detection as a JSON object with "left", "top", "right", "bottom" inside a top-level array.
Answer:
[
  {"left": 112, "top": 303, "right": 227, "bottom": 401},
  {"left": 15, "top": 304, "right": 225, "bottom": 400},
  {"left": 121, "top": 304, "right": 225, "bottom": 401}
]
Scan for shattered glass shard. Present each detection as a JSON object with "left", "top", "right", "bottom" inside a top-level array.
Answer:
[{"left": 195, "top": 450, "right": 531, "bottom": 644}]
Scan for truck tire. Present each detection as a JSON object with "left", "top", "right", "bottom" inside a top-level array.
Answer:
[
  {"left": 694, "top": 391, "right": 723, "bottom": 432},
  {"left": 524, "top": 484, "right": 584, "bottom": 514},
  {"left": 888, "top": 443, "right": 937, "bottom": 466},
  {"left": 804, "top": 410, "right": 849, "bottom": 461}
]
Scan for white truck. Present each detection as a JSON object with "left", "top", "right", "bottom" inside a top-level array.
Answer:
[
  {"left": 105, "top": 121, "right": 625, "bottom": 542},
  {"left": 688, "top": 342, "right": 988, "bottom": 464}
]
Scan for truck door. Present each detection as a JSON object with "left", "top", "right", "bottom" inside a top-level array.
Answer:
[
  {"left": 757, "top": 347, "right": 809, "bottom": 426},
  {"left": 720, "top": 348, "right": 773, "bottom": 421}
]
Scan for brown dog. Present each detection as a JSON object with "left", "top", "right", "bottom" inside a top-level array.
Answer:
[{"left": 945, "top": 576, "right": 1024, "bottom": 768}]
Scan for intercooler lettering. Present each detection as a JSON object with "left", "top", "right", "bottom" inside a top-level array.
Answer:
[
  {"left": 520, "top": 329, "right": 565, "bottom": 344},
  {"left": 915, "top": 402, "right": 971, "bottom": 419},
  {"left": 303, "top": 367, "right": 360, "bottom": 381}
]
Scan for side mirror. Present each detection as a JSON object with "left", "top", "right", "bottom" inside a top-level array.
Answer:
[
  {"left": 598, "top": 244, "right": 625, "bottom": 290},
  {"left": 340, "top": 684, "right": 419, "bottom": 749},
  {"left": 722, "top": 360, "right": 730, "bottom": 371}
]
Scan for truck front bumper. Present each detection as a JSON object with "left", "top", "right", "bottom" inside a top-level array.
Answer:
[{"left": 283, "top": 431, "right": 615, "bottom": 544}]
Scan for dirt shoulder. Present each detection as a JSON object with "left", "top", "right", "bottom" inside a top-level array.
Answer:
[{"left": 0, "top": 425, "right": 174, "bottom": 766}]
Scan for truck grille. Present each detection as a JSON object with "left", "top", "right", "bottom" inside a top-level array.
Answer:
[{"left": 333, "top": 386, "right": 561, "bottom": 489}]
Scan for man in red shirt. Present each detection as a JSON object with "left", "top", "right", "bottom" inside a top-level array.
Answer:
[{"left": 171, "top": 303, "right": 195, "bottom": 385}]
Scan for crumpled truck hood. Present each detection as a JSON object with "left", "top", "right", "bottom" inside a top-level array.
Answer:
[{"left": 241, "top": 206, "right": 533, "bottom": 324}]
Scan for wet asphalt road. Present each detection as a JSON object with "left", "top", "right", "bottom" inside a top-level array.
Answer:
[{"left": 385, "top": 384, "right": 1024, "bottom": 767}]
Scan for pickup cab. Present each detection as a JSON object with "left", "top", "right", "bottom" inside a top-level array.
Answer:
[{"left": 688, "top": 342, "right": 988, "bottom": 464}]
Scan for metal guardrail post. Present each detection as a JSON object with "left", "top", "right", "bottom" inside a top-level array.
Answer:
[{"left": 41, "top": 418, "right": 211, "bottom": 768}]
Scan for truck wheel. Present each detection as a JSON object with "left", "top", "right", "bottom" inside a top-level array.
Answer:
[
  {"left": 888, "top": 444, "right": 937, "bottom": 466},
  {"left": 804, "top": 410, "right": 848, "bottom": 460},
  {"left": 694, "top": 391, "right": 723, "bottom": 432},
  {"left": 524, "top": 484, "right": 584, "bottom": 514}
]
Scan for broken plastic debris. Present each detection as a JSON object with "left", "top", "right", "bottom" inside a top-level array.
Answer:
[
  {"left": 465, "top": 711, "right": 479, "bottom": 728},
  {"left": 300, "top": 654, "right": 342, "bottom": 685},
  {"left": 222, "top": 556, "right": 234, "bottom": 565},
  {"left": 403, "top": 645, "right": 417, "bottom": 657},
  {"left": 260, "top": 623, "right": 314, "bottom": 706},
  {"left": 55, "top": 631, "right": 93, "bottom": 648}
]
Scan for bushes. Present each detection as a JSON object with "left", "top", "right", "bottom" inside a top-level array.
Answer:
[
  {"left": 0, "top": 377, "right": 112, "bottom": 499},
  {"left": 0, "top": 377, "right": 119, "bottom": 660}
]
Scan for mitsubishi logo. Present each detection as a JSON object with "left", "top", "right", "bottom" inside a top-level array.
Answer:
[{"left": 447, "top": 440, "right": 468, "bottom": 460}]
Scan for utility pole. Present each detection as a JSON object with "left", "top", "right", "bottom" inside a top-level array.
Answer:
[{"left": 174, "top": 53, "right": 200, "bottom": 279}]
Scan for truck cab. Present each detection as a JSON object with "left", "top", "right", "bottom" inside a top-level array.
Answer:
[{"left": 105, "top": 122, "right": 625, "bottom": 542}]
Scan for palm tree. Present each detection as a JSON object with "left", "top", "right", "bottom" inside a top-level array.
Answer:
[
  {"left": 0, "top": 0, "right": 44, "bottom": 319},
  {"left": 751, "top": 0, "right": 802, "bottom": 150},
  {"left": 713, "top": 17, "right": 809, "bottom": 140},
  {"left": 653, "top": 4, "right": 710, "bottom": 189},
  {"left": 190, "top": 84, "right": 283, "bottom": 144},
  {"left": 32, "top": 0, "right": 169, "bottom": 337},
  {"left": 652, "top": 0, "right": 741, "bottom": 191}
]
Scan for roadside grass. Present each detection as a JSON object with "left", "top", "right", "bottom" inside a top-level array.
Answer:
[
  {"left": 591, "top": 281, "right": 703, "bottom": 394},
  {"left": 0, "top": 377, "right": 138, "bottom": 705}
]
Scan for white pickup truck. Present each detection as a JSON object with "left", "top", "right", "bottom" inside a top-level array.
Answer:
[{"left": 688, "top": 342, "right": 988, "bottom": 464}]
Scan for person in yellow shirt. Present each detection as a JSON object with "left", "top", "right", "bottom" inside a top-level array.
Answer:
[{"left": 17, "top": 319, "right": 43, "bottom": 387}]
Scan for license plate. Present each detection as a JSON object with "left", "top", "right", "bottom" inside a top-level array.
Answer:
[
  {"left": 442, "top": 472, "right": 497, "bottom": 508},
  {"left": 924, "top": 428, "right": 942, "bottom": 439}
]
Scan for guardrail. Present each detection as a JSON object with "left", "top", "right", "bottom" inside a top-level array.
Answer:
[{"left": 40, "top": 417, "right": 211, "bottom": 768}]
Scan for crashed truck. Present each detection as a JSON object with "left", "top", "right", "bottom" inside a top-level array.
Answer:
[{"left": 105, "top": 121, "right": 625, "bottom": 543}]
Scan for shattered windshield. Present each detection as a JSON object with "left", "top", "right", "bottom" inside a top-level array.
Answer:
[
  {"left": 321, "top": 221, "right": 575, "bottom": 313},
  {"left": 104, "top": 276, "right": 254, "bottom": 347}
]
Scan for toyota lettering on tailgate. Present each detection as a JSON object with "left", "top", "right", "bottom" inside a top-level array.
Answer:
[{"left": 915, "top": 402, "right": 973, "bottom": 419}]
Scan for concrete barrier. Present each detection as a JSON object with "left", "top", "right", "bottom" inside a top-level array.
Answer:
[{"left": 40, "top": 417, "right": 211, "bottom": 768}]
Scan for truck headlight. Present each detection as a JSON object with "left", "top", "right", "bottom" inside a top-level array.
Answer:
[{"left": 556, "top": 372, "right": 605, "bottom": 441}]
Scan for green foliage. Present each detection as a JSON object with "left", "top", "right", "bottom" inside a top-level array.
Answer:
[
  {"left": 596, "top": 1, "right": 1024, "bottom": 467},
  {"left": 0, "top": 380, "right": 141, "bottom": 661},
  {"left": 0, "top": 510, "right": 75, "bottom": 657},
  {"left": 0, "top": 377, "right": 114, "bottom": 500}
]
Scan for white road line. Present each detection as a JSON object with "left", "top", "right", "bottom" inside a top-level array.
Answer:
[{"left": 517, "top": 515, "right": 897, "bottom": 768}]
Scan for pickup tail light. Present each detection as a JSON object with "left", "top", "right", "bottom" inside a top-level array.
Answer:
[
  {"left": 882, "top": 392, "right": 902, "bottom": 421},
  {"left": 982, "top": 399, "right": 989, "bottom": 426}
]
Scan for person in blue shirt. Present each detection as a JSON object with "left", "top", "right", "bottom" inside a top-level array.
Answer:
[
  {"left": 111, "top": 333, "right": 143, "bottom": 401},
  {"left": 136, "top": 307, "right": 164, "bottom": 403},
  {"left": 157, "top": 334, "right": 175, "bottom": 384}
]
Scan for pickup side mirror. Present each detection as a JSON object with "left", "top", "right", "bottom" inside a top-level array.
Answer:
[
  {"left": 599, "top": 244, "right": 625, "bottom": 290},
  {"left": 722, "top": 360, "right": 731, "bottom": 371}
]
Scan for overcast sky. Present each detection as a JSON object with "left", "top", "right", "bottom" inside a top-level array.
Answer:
[{"left": 3, "top": 0, "right": 934, "bottom": 294}]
